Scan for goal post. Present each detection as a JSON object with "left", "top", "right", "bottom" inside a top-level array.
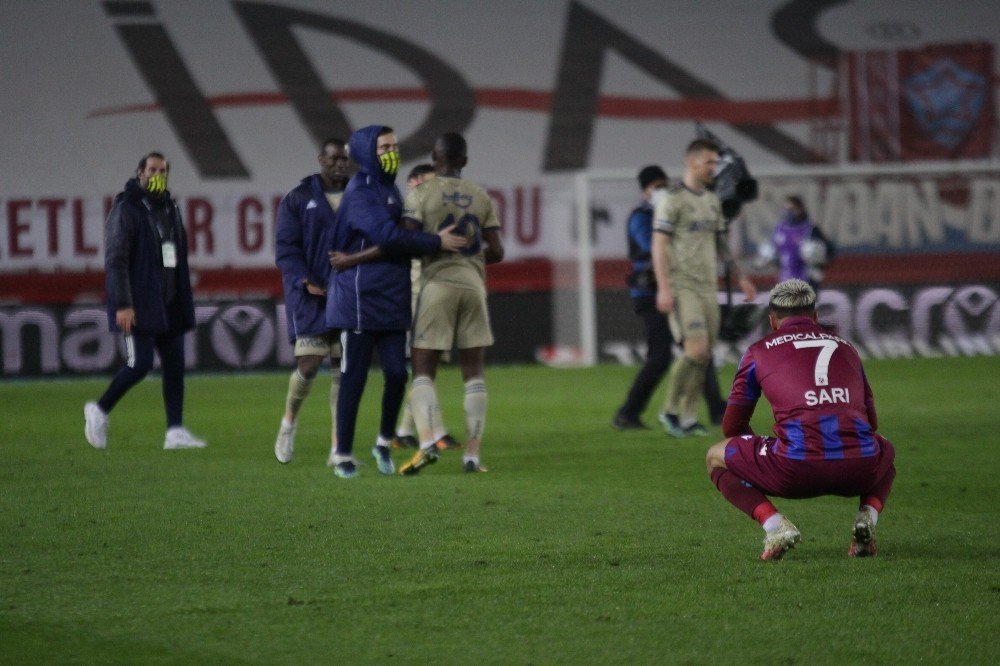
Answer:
[{"left": 566, "top": 161, "right": 1000, "bottom": 367}]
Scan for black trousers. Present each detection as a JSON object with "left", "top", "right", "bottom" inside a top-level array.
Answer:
[{"left": 617, "top": 296, "right": 726, "bottom": 422}]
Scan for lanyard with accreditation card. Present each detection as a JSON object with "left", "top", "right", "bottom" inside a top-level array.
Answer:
[{"left": 161, "top": 241, "right": 177, "bottom": 268}]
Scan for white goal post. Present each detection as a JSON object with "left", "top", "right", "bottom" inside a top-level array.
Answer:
[{"left": 570, "top": 160, "right": 1000, "bottom": 366}]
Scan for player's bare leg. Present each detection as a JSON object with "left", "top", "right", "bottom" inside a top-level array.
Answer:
[
  {"left": 276, "top": 354, "right": 323, "bottom": 463},
  {"left": 460, "top": 347, "right": 488, "bottom": 473},
  {"left": 706, "top": 440, "right": 799, "bottom": 560}
]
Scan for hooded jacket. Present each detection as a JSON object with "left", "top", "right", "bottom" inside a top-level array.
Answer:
[
  {"left": 104, "top": 178, "right": 195, "bottom": 336},
  {"left": 326, "top": 125, "right": 441, "bottom": 331},
  {"left": 275, "top": 174, "right": 339, "bottom": 342}
]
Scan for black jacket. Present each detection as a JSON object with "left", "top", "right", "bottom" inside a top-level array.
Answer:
[{"left": 104, "top": 178, "right": 195, "bottom": 335}]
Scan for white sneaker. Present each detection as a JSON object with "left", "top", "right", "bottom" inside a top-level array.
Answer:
[
  {"left": 84, "top": 401, "right": 108, "bottom": 449},
  {"left": 164, "top": 426, "right": 207, "bottom": 450},
  {"left": 274, "top": 420, "right": 296, "bottom": 464}
]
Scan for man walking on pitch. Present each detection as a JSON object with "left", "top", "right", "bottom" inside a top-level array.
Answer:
[
  {"left": 652, "top": 138, "right": 756, "bottom": 437},
  {"left": 706, "top": 279, "right": 896, "bottom": 560},
  {"left": 326, "top": 125, "right": 467, "bottom": 479},
  {"left": 397, "top": 133, "right": 504, "bottom": 476},
  {"left": 273, "top": 138, "right": 350, "bottom": 465},
  {"left": 84, "top": 152, "right": 205, "bottom": 450}
]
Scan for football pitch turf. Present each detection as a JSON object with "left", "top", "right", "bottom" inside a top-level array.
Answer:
[{"left": 1, "top": 356, "right": 997, "bottom": 664}]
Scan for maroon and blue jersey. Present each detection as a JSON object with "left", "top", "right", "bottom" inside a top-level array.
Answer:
[{"left": 728, "top": 316, "right": 880, "bottom": 460}]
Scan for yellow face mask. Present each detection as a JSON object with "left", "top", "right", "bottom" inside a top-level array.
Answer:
[
  {"left": 378, "top": 150, "right": 400, "bottom": 177},
  {"left": 146, "top": 173, "right": 168, "bottom": 196}
]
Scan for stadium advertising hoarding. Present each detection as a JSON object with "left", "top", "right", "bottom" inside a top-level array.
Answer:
[
  {"left": 3, "top": 1, "right": 998, "bottom": 282},
  {"left": 2, "top": 283, "right": 999, "bottom": 376}
]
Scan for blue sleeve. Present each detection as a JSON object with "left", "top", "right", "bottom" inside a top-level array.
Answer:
[
  {"left": 728, "top": 349, "right": 761, "bottom": 406},
  {"left": 628, "top": 210, "right": 652, "bottom": 254},
  {"left": 274, "top": 190, "right": 309, "bottom": 286},
  {"left": 355, "top": 190, "right": 440, "bottom": 255}
]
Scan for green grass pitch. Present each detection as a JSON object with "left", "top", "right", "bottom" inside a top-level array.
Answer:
[{"left": 2, "top": 356, "right": 998, "bottom": 663}]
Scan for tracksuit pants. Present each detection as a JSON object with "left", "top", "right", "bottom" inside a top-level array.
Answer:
[
  {"left": 98, "top": 329, "right": 186, "bottom": 429},
  {"left": 335, "top": 329, "right": 408, "bottom": 457}
]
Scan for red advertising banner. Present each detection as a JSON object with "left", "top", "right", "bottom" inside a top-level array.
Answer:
[{"left": 848, "top": 42, "right": 995, "bottom": 162}]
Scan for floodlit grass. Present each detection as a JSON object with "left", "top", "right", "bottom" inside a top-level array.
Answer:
[{"left": 1, "top": 357, "right": 998, "bottom": 663}]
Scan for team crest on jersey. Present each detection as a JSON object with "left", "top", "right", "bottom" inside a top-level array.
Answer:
[
  {"left": 306, "top": 200, "right": 317, "bottom": 209},
  {"left": 442, "top": 191, "right": 472, "bottom": 209}
]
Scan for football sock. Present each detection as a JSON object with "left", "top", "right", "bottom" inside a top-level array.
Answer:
[
  {"left": 663, "top": 354, "right": 700, "bottom": 416},
  {"left": 680, "top": 355, "right": 708, "bottom": 425},
  {"left": 860, "top": 503, "right": 879, "bottom": 525},
  {"left": 862, "top": 463, "right": 895, "bottom": 512},
  {"left": 761, "top": 513, "right": 784, "bottom": 534},
  {"left": 397, "top": 402, "right": 416, "bottom": 438},
  {"left": 375, "top": 435, "right": 391, "bottom": 449},
  {"left": 464, "top": 377, "right": 486, "bottom": 454},
  {"left": 710, "top": 468, "right": 774, "bottom": 522},
  {"left": 329, "top": 371, "right": 340, "bottom": 445},
  {"left": 409, "top": 375, "right": 442, "bottom": 448},
  {"left": 285, "top": 369, "right": 313, "bottom": 421}
]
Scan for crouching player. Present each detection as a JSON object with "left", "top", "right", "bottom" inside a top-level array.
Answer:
[{"left": 705, "top": 279, "right": 896, "bottom": 560}]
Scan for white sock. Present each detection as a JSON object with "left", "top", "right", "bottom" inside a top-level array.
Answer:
[
  {"left": 861, "top": 504, "right": 879, "bottom": 525},
  {"left": 463, "top": 455, "right": 479, "bottom": 465},
  {"left": 281, "top": 417, "right": 294, "bottom": 428},
  {"left": 409, "top": 375, "right": 442, "bottom": 448},
  {"left": 463, "top": 378, "right": 487, "bottom": 443},
  {"left": 397, "top": 402, "right": 416, "bottom": 437},
  {"left": 375, "top": 435, "right": 391, "bottom": 449},
  {"left": 762, "top": 514, "right": 784, "bottom": 534}
]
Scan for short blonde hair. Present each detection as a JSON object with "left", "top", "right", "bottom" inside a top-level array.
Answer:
[{"left": 769, "top": 279, "right": 816, "bottom": 315}]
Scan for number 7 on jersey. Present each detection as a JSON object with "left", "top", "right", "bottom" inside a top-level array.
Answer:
[{"left": 793, "top": 339, "right": 838, "bottom": 386}]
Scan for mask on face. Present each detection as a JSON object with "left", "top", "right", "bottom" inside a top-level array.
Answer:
[
  {"left": 650, "top": 187, "right": 668, "bottom": 208},
  {"left": 146, "top": 173, "right": 167, "bottom": 197},
  {"left": 378, "top": 150, "right": 400, "bottom": 177}
]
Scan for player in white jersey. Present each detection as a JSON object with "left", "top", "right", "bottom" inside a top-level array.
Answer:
[
  {"left": 398, "top": 133, "right": 505, "bottom": 475},
  {"left": 391, "top": 165, "right": 436, "bottom": 450},
  {"left": 652, "top": 138, "right": 756, "bottom": 437}
]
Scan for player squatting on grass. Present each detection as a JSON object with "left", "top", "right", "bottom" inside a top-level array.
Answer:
[{"left": 705, "top": 278, "right": 897, "bottom": 560}]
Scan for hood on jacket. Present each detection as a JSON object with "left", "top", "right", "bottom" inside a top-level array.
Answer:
[{"left": 349, "top": 124, "right": 394, "bottom": 182}]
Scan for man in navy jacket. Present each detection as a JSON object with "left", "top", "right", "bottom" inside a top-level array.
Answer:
[
  {"left": 273, "top": 138, "right": 350, "bottom": 465},
  {"left": 84, "top": 152, "right": 205, "bottom": 451},
  {"left": 326, "top": 125, "right": 466, "bottom": 478}
]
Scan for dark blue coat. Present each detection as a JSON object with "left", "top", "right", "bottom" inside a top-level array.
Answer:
[
  {"left": 275, "top": 174, "right": 338, "bottom": 342},
  {"left": 326, "top": 125, "right": 441, "bottom": 331},
  {"left": 104, "top": 179, "right": 195, "bottom": 336},
  {"left": 626, "top": 201, "right": 656, "bottom": 299}
]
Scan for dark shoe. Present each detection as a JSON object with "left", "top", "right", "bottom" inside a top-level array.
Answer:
[
  {"left": 390, "top": 435, "right": 419, "bottom": 449},
  {"left": 658, "top": 412, "right": 685, "bottom": 437},
  {"left": 612, "top": 414, "right": 649, "bottom": 430},
  {"left": 683, "top": 422, "right": 709, "bottom": 437},
  {"left": 463, "top": 460, "right": 488, "bottom": 473},
  {"left": 334, "top": 460, "right": 358, "bottom": 479},
  {"left": 434, "top": 434, "right": 462, "bottom": 451}
]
